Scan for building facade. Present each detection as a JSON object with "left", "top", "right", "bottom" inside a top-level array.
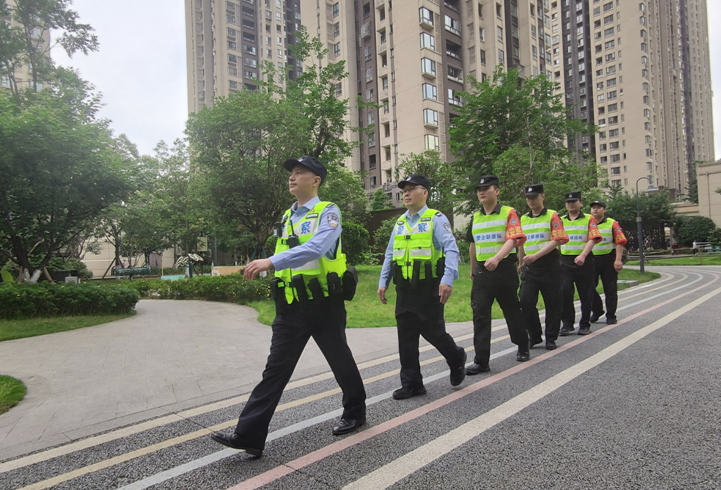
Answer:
[
  {"left": 1, "top": 0, "right": 52, "bottom": 92},
  {"left": 185, "top": 0, "right": 302, "bottom": 113},
  {"left": 550, "top": 0, "right": 714, "bottom": 198},
  {"left": 302, "top": 0, "right": 550, "bottom": 205}
]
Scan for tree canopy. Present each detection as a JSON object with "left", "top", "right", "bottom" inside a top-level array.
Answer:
[{"left": 448, "top": 66, "right": 597, "bottom": 214}]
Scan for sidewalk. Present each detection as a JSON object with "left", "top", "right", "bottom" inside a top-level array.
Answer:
[{"left": 0, "top": 300, "right": 476, "bottom": 461}]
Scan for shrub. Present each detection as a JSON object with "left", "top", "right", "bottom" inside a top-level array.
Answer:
[
  {"left": 0, "top": 283, "right": 139, "bottom": 319},
  {"left": 676, "top": 215, "right": 717, "bottom": 246},
  {"left": 123, "top": 274, "right": 272, "bottom": 304},
  {"left": 708, "top": 228, "right": 721, "bottom": 247},
  {"left": 342, "top": 222, "right": 371, "bottom": 265}
]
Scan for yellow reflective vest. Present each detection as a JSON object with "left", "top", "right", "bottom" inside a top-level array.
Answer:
[
  {"left": 471, "top": 206, "right": 514, "bottom": 262},
  {"left": 392, "top": 208, "right": 444, "bottom": 281}
]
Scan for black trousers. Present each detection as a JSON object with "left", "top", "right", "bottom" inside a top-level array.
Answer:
[
  {"left": 396, "top": 304, "right": 465, "bottom": 389},
  {"left": 234, "top": 299, "right": 366, "bottom": 450},
  {"left": 520, "top": 264, "right": 562, "bottom": 342},
  {"left": 592, "top": 253, "right": 619, "bottom": 320},
  {"left": 470, "top": 257, "right": 528, "bottom": 366},
  {"left": 560, "top": 255, "right": 595, "bottom": 329}
]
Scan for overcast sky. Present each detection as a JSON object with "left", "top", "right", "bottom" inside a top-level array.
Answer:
[{"left": 53, "top": 0, "right": 721, "bottom": 159}]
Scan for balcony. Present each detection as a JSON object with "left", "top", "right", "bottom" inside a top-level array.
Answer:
[
  {"left": 376, "top": 0, "right": 385, "bottom": 8},
  {"left": 360, "top": 23, "right": 372, "bottom": 39},
  {"left": 381, "top": 159, "right": 393, "bottom": 171},
  {"left": 376, "top": 19, "right": 387, "bottom": 31},
  {"left": 380, "top": 88, "right": 389, "bottom": 100},
  {"left": 378, "top": 64, "right": 388, "bottom": 77},
  {"left": 382, "top": 182, "right": 396, "bottom": 192},
  {"left": 377, "top": 41, "right": 387, "bottom": 54},
  {"left": 420, "top": 16, "right": 434, "bottom": 30},
  {"left": 380, "top": 113, "right": 390, "bottom": 123}
]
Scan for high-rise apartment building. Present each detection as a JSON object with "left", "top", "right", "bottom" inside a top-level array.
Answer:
[
  {"left": 550, "top": 0, "right": 714, "bottom": 198},
  {"left": 185, "top": 0, "right": 302, "bottom": 114},
  {"left": 303, "top": 0, "right": 550, "bottom": 205}
]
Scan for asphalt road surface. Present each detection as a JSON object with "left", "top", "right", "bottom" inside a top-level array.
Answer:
[{"left": 2, "top": 266, "right": 720, "bottom": 490}]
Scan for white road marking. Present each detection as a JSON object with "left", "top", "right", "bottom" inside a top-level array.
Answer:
[{"left": 342, "top": 284, "right": 721, "bottom": 490}]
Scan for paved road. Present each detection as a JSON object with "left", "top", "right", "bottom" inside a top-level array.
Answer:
[{"left": 1, "top": 266, "right": 720, "bottom": 489}]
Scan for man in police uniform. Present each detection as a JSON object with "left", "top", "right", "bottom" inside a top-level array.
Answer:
[
  {"left": 377, "top": 174, "right": 466, "bottom": 399},
  {"left": 589, "top": 200, "right": 627, "bottom": 325},
  {"left": 465, "top": 175, "right": 530, "bottom": 375},
  {"left": 559, "top": 191, "right": 602, "bottom": 336},
  {"left": 210, "top": 156, "right": 366, "bottom": 456},
  {"left": 518, "top": 184, "right": 569, "bottom": 350}
]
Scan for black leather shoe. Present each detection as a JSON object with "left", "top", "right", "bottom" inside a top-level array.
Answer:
[
  {"left": 450, "top": 350, "right": 467, "bottom": 386},
  {"left": 465, "top": 363, "right": 490, "bottom": 375},
  {"left": 210, "top": 432, "right": 262, "bottom": 456},
  {"left": 545, "top": 340, "right": 557, "bottom": 350},
  {"left": 578, "top": 326, "right": 591, "bottom": 335},
  {"left": 392, "top": 386, "right": 427, "bottom": 400},
  {"left": 559, "top": 326, "right": 574, "bottom": 336},
  {"left": 606, "top": 317, "right": 618, "bottom": 325},
  {"left": 530, "top": 336, "right": 544, "bottom": 348},
  {"left": 332, "top": 417, "right": 366, "bottom": 436},
  {"left": 516, "top": 347, "right": 530, "bottom": 362},
  {"left": 589, "top": 312, "right": 603, "bottom": 323}
]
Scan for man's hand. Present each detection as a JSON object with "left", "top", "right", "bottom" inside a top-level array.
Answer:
[
  {"left": 484, "top": 255, "right": 501, "bottom": 271},
  {"left": 614, "top": 260, "right": 623, "bottom": 272},
  {"left": 439, "top": 283, "right": 453, "bottom": 304},
  {"left": 574, "top": 254, "right": 586, "bottom": 266},
  {"left": 244, "top": 259, "right": 273, "bottom": 280},
  {"left": 522, "top": 254, "right": 538, "bottom": 266},
  {"left": 377, "top": 287, "right": 388, "bottom": 304}
]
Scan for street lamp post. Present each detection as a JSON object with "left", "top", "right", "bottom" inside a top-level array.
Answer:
[{"left": 635, "top": 176, "right": 658, "bottom": 275}]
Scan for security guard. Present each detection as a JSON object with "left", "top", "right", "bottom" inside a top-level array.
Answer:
[
  {"left": 211, "top": 156, "right": 366, "bottom": 456},
  {"left": 589, "top": 200, "right": 628, "bottom": 325},
  {"left": 518, "top": 184, "right": 569, "bottom": 351},
  {"left": 377, "top": 174, "right": 467, "bottom": 399},
  {"left": 465, "top": 175, "right": 530, "bottom": 375},
  {"left": 559, "top": 191, "right": 602, "bottom": 336}
]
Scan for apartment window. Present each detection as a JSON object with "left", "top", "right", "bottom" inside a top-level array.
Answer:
[
  {"left": 480, "top": 49, "right": 486, "bottom": 64},
  {"left": 598, "top": 118, "right": 606, "bottom": 126},
  {"left": 645, "top": 149, "right": 653, "bottom": 157},
  {"left": 610, "top": 167, "right": 621, "bottom": 175},
  {"left": 420, "top": 32, "right": 435, "bottom": 50},
  {"left": 604, "top": 14, "right": 613, "bottom": 24},
  {"left": 229, "top": 80, "right": 238, "bottom": 89},
  {"left": 607, "top": 90, "right": 617, "bottom": 100},
  {"left": 277, "top": 36, "right": 283, "bottom": 45},
  {"left": 598, "top": 131, "right": 606, "bottom": 139},
  {"left": 419, "top": 7, "right": 434, "bottom": 25},
  {"left": 423, "top": 108, "right": 439, "bottom": 126},
  {"left": 383, "top": 100, "right": 389, "bottom": 114},
  {"left": 422, "top": 83, "right": 437, "bottom": 100},
  {"left": 497, "top": 26, "right": 503, "bottom": 41},
  {"left": 609, "top": 129, "right": 619, "bottom": 137},
  {"left": 607, "top": 78, "right": 617, "bottom": 87},
  {"left": 448, "top": 65, "right": 462, "bottom": 81},
  {"left": 605, "top": 52, "right": 615, "bottom": 62},
  {"left": 421, "top": 58, "right": 436, "bottom": 76},
  {"left": 532, "top": 45, "right": 538, "bottom": 60},
  {"left": 364, "top": 46, "right": 371, "bottom": 61},
  {"left": 606, "top": 65, "right": 616, "bottom": 74},
  {"left": 228, "top": 40, "right": 237, "bottom": 49},
  {"left": 425, "top": 134, "right": 440, "bottom": 151},
  {"left": 366, "top": 88, "right": 374, "bottom": 101},
  {"left": 644, "top": 122, "right": 651, "bottom": 130},
  {"left": 448, "top": 88, "right": 463, "bottom": 106},
  {"left": 332, "top": 2, "right": 339, "bottom": 17},
  {"left": 645, "top": 135, "right": 652, "bottom": 144},
  {"left": 335, "top": 83, "right": 342, "bottom": 96},
  {"left": 367, "top": 112, "right": 374, "bottom": 126},
  {"left": 332, "top": 42, "right": 341, "bottom": 57},
  {"left": 604, "top": 27, "right": 614, "bottom": 37},
  {"left": 333, "top": 23, "right": 340, "bottom": 37},
  {"left": 499, "top": 49, "right": 505, "bottom": 63},
  {"left": 610, "top": 154, "right": 621, "bottom": 162},
  {"left": 366, "top": 67, "right": 373, "bottom": 82},
  {"left": 382, "top": 76, "right": 388, "bottom": 90},
  {"left": 610, "top": 142, "right": 619, "bottom": 150},
  {"left": 608, "top": 116, "right": 618, "bottom": 124},
  {"left": 599, "top": 144, "right": 607, "bottom": 152},
  {"left": 480, "top": 27, "right": 486, "bottom": 42},
  {"left": 368, "top": 132, "right": 376, "bottom": 147},
  {"left": 445, "top": 15, "right": 461, "bottom": 35},
  {"left": 226, "top": 1, "right": 236, "bottom": 11}
]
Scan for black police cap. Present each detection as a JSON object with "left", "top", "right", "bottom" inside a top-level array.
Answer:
[
  {"left": 283, "top": 156, "right": 327, "bottom": 182},
  {"left": 476, "top": 175, "right": 500, "bottom": 188},
  {"left": 398, "top": 174, "right": 431, "bottom": 190},
  {"left": 590, "top": 200, "right": 607, "bottom": 208},
  {"left": 565, "top": 191, "right": 582, "bottom": 202},
  {"left": 525, "top": 184, "right": 544, "bottom": 196}
]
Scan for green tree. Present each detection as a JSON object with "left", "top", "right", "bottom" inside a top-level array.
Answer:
[
  {"left": 0, "top": 80, "right": 133, "bottom": 282},
  {"left": 340, "top": 222, "right": 370, "bottom": 265},
  {"left": 686, "top": 164, "right": 699, "bottom": 204},
  {"left": 708, "top": 228, "right": 721, "bottom": 247},
  {"left": 395, "top": 151, "right": 459, "bottom": 213},
  {"left": 448, "top": 67, "right": 596, "bottom": 215},
  {"left": 0, "top": 0, "right": 98, "bottom": 102},
  {"left": 370, "top": 188, "right": 392, "bottom": 211},
  {"left": 372, "top": 218, "right": 397, "bottom": 262},
  {"left": 319, "top": 165, "right": 369, "bottom": 222},
  {"left": 675, "top": 216, "right": 716, "bottom": 247},
  {"left": 188, "top": 28, "right": 365, "bottom": 252},
  {"left": 605, "top": 188, "right": 677, "bottom": 242}
]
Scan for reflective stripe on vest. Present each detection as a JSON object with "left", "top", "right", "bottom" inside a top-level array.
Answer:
[
  {"left": 560, "top": 215, "right": 591, "bottom": 256},
  {"left": 472, "top": 206, "right": 513, "bottom": 261},
  {"left": 520, "top": 210, "right": 557, "bottom": 255},
  {"left": 274, "top": 202, "right": 347, "bottom": 304},
  {"left": 392, "top": 209, "right": 443, "bottom": 281},
  {"left": 593, "top": 219, "right": 616, "bottom": 255}
]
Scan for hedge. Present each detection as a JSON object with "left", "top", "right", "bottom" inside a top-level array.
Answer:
[
  {"left": 0, "top": 283, "right": 140, "bottom": 319},
  {"left": 124, "top": 274, "right": 272, "bottom": 304}
]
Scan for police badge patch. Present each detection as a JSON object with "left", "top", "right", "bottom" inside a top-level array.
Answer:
[
  {"left": 327, "top": 213, "right": 340, "bottom": 229},
  {"left": 443, "top": 222, "right": 451, "bottom": 231}
]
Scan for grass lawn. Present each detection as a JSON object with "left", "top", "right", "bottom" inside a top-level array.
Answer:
[
  {"left": 0, "top": 375, "right": 26, "bottom": 415},
  {"left": 250, "top": 265, "right": 660, "bottom": 328},
  {"left": 627, "top": 256, "right": 721, "bottom": 266},
  {"left": 0, "top": 312, "right": 136, "bottom": 342}
]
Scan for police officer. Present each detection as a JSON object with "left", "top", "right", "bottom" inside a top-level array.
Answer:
[
  {"left": 465, "top": 175, "right": 530, "bottom": 375},
  {"left": 518, "top": 184, "right": 569, "bottom": 351},
  {"left": 211, "top": 156, "right": 367, "bottom": 456},
  {"left": 377, "top": 174, "right": 466, "bottom": 399},
  {"left": 589, "top": 200, "right": 628, "bottom": 325},
  {"left": 559, "top": 192, "right": 602, "bottom": 336}
]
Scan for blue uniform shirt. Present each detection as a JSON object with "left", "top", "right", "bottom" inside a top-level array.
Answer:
[
  {"left": 269, "top": 196, "right": 341, "bottom": 271},
  {"left": 378, "top": 205, "right": 459, "bottom": 288}
]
